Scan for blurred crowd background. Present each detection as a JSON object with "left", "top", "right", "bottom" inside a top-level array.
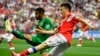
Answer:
[{"left": 0, "top": 0, "right": 100, "bottom": 34}]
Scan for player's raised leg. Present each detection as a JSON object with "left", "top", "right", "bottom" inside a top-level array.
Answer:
[
  {"left": 11, "top": 30, "right": 25, "bottom": 39},
  {"left": 12, "top": 42, "right": 47, "bottom": 56}
]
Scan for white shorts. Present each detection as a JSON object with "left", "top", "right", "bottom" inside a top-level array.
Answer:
[
  {"left": 79, "top": 31, "right": 89, "bottom": 38},
  {"left": 45, "top": 33, "right": 70, "bottom": 56},
  {"left": 2, "top": 33, "right": 14, "bottom": 42},
  {"left": 45, "top": 33, "right": 67, "bottom": 47}
]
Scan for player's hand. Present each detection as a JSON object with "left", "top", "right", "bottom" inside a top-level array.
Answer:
[
  {"left": 91, "top": 26, "right": 95, "bottom": 29},
  {"left": 35, "top": 29, "right": 41, "bottom": 33},
  {"left": 33, "top": 21, "right": 38, "bottom": 25}
]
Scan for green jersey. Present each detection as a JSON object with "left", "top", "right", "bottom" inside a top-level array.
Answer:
[{"left": 32, "top": 17, "right": 53, "bottom": 43}]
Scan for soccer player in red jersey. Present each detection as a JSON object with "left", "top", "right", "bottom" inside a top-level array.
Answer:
[
  {"left": 12, "top": 3, "right": 95, "bottom": 56},
  {"left": 76, "top": 17, "right": 95, "bottom": 47}
]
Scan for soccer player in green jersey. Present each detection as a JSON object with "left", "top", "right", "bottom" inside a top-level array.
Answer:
[{"left": 10, "top": 8, "right": 54, "bottom": 56}]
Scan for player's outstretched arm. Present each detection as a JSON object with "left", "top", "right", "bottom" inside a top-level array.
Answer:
[
  {"left": 79, "top": 17, "right": 95, "bottom": 29},
  {"left": 35, "top": 29, "right": 58, "bottom": 35}
]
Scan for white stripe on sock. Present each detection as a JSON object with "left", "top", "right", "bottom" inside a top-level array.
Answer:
[{"left": 28, "top": 48, "right": 34, "bottom": 53}]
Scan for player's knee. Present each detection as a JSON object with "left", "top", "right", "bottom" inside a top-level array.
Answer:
[{"left": 24, "top": 35, "right": 32, "bottom": 41}]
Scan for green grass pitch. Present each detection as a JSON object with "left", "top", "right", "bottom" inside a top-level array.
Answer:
[{"left": 0, "top": 38, "right": 100, "bottom": 56}]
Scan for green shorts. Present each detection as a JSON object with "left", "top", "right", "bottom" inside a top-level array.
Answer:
[
  {"left": 26, "top": 35, "right": 52, "bottom": 53},
  {"left": 30, "top": 36, "right": 42, "bottom": 46},
  {"left": 25, "top": 35, "right": 41, "bottom": 46},
  {"left": 32, "top": 36, "right": 52, "bottom": 53}
]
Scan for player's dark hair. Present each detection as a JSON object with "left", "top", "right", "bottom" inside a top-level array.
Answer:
[
  {"left": 35, "top": 8, "right": 45, "bottom": 14},
  {"left": 60, "top": 3, "right": 72, "bottom": 12}
]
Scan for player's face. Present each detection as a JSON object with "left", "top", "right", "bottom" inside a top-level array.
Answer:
[
  {"left": 59, "top": 6, "right": 68, "bottom": 17},
  {"left": 35, "top": 11, "right": 41, "bottom": 20}
]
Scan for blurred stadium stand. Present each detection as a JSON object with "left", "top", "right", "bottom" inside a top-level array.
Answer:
[{"left": 0, "top": 0, "right": 100, "bottom": 37}]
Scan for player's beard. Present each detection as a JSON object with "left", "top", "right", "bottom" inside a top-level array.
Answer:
[{"left": 36, "top": 16, "right": 42, "bottom": 20}]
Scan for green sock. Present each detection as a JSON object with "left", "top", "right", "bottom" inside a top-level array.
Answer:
[{"left": 12, "top": 30, "right": 25, "bottom": 39}]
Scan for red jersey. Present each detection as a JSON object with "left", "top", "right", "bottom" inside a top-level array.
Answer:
[
  {"left": 58, "top": 13, "right": 79, "bottom": 44},
  {"left": 80, "top": 22, "right": 88, "bottom": 32}
]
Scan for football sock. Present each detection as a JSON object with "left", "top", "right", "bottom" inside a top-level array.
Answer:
[{"left": 20, "top": 47, "right": 37, "bottom": 56}]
